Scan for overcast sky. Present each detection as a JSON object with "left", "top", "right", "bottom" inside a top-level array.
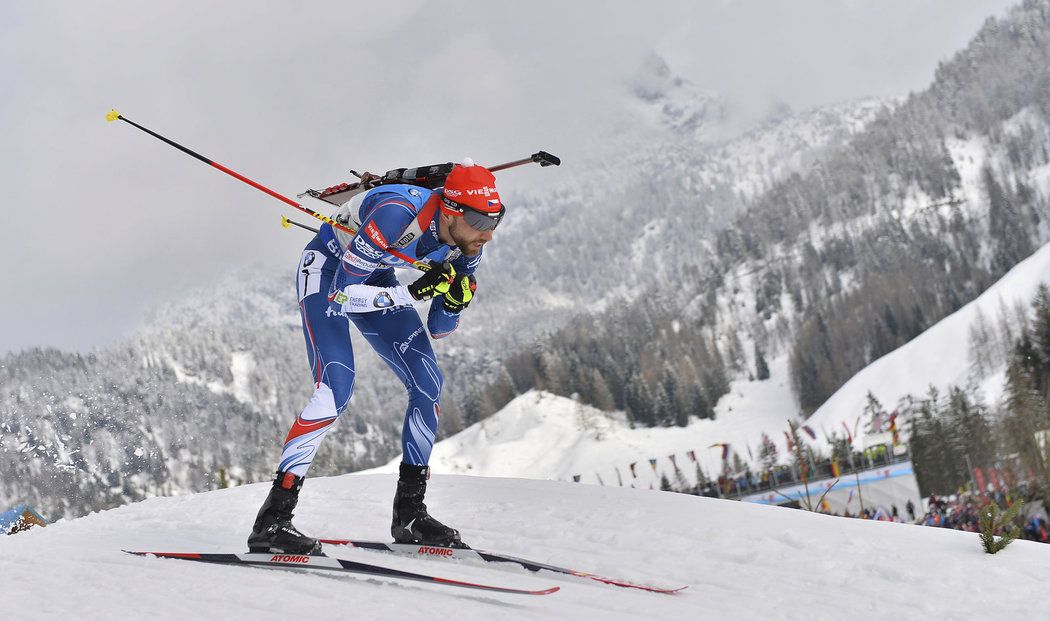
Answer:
[{"left": 0, "top": 0, "right": 1018, "bottom": 354}]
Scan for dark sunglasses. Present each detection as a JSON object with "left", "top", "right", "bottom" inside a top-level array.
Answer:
[{"left": 441, "top": 195, "right": 505, "bottom": 231}]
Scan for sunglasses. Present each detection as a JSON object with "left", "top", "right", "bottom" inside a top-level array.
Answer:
[{"left": 441, "top": 195, "right": 505, "bottom": 231}]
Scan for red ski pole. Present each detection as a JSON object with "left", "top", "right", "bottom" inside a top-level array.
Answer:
[{"left": 106, "top": 109, "right": 426, "bottom": 268}]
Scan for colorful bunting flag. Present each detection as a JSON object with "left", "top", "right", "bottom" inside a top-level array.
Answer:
[{"left": 709, "top": 443, "right": 730, "bottom": 461}]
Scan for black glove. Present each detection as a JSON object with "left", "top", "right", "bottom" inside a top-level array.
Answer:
[
  {"left": 407, "top": 261, "right": 455, "bottom": 301},
  {"left": 442, "top": 274, "right": 477, "bottom": 313}
]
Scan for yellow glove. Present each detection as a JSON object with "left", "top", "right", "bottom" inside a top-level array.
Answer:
[
  {"left": 442, "top": 274, "right": 477, "bottom": 313},
  {"left": 407, "top": 261, "right": 456, "bottom": 301}
]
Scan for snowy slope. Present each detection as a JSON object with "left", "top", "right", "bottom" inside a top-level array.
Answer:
[
  {"left": 806, "top": 241, "right": 1050, "bottom": 444},
  {"left": 367, "top": 356, "right": 798, "bottom": 488},
  {"left": 1, "top": 474, "right": 1045, "bottom": 620}
]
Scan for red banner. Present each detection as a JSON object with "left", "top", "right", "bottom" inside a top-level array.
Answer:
[{"left": 973, "top": 466, "right": 986, "bottom": 491}]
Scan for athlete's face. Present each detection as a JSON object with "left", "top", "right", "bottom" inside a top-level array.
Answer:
[{"left": 448, "top": 213, "right": 494, "bottom": 256}]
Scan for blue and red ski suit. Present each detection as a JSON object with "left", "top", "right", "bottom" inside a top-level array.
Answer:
[{"left": 277, "top": 184, "right": 482, "bottom": 476}]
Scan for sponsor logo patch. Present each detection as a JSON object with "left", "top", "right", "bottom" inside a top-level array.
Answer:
[
  {"left": 398, "top": 326, "right": 425, "bottom": 353},
  {"left": 365, "top": 222, "right": 388, "bottom": 248},
  {"left": 302, "top": 251, "right": 316, "bottom": 267},
  {"left": 443, "top": 188, "right": 463, "bottom": 198},
  {"left": 353, "top": 236, "right": 385, "bottom": 260},
  {"left": 396, "top": 232, "right": 416, "bottom": 247},
  {"left": 342, "top": 252, "right": 378, "bottom": 272},
  {"left": 465, "top": 186, "right": 497, "bottom": 197},
  {"left": 270, "top": 555, "right": 310, "bottom": 564},
  {"left": 326, "top": 239, "right": 341, "bottom": 256},
  {"left": 373, "top": 292, "right": 395, "bottom": 308}
]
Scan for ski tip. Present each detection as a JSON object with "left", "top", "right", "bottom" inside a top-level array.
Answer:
[
  {"left": 655, "top": 585, "right": 689, "bottom": 594},
  {"left": 588, "top": 575, "right": 688, "bottom": 594},
  {"left": 634, "top": 584, "right": 688, "bottom": 594},
  {"left": 535, "top": 586, "right": 561, "bottom": 595},
  {"left": 106, "top": 109, "right": 121, "bottom": 122}
]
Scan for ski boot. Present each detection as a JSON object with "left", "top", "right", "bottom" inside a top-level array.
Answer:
[
  {"left": 391, "top": 463, "right": 467, "bottom": 548},
  {"left": 248, "top": 471, "right": 323, "bottom": 555}
]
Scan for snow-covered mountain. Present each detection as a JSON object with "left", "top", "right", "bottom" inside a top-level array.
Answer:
[
  {"left": 1, "top": 473, "right": 1044, "bottom": 620},
  {"left": 500, "top": 1, "right": 1050, "bottom": 437}
]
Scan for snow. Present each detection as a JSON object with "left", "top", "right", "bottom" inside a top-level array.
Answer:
[
  {"left": 230, "top": 351, "right": 256, "bottom": 404},
  {"left": 807, "top": 241, "right": 1050, "bottom": 444},
  {"left": 366, "top": 356, "right": 799, "bottom": 488},
  {"left": 1, "top": 473, "right": 1045, "bottom": 619}
]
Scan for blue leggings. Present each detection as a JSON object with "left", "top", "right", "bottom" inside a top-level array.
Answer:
[{"left": 278, "top": 240, "right": 443, "bottom": 477}]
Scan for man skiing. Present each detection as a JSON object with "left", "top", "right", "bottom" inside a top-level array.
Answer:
[{"left": 248, "top": 159, "right": 503, "bottom": 555}]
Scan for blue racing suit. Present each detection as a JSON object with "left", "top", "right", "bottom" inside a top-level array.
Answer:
[{"left": 277, "top": 184, "right": 482, "bottom": 476}]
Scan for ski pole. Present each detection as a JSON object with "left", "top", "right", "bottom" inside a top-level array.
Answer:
[
  {"left": 106, "top": 109, "right": 426, "bottom": 269},
  {"left": 281, "top": 215, "right": 319, "bottom": 234}
]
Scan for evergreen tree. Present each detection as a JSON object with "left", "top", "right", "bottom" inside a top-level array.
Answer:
[
  {"left": 754, "top": 343, "right": 771, "bottom": 381},
  {"left": 694, "top": 461, "right": 709, "bottom": 494},
  {"left": 758, "top": 432, "right": 779, "bottom": 473}
]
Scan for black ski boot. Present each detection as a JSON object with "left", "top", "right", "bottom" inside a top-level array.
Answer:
[
  {"left": 391, "top": 463, "right": 467, "bottom": 548},
  {"left": 248, "top": 471, "right": 322, "bottom": 555}
]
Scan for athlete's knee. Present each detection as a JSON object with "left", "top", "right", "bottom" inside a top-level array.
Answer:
[
  {"left": 422, "top": 362, "right": 444, "bottom": 397},
  {"left": 321, "top": 362, "right": 356, "bottom": 411}
]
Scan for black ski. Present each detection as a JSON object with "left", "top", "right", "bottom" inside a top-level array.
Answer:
[
  {"left": 319, "top": 538, "right": 686, "bottom": 594},
  {"left": 123, "top": 550, "right": 559, "bottom": 596}
]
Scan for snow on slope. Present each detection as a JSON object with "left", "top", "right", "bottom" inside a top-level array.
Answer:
[
  {"left": 368, "top": 356, "right": 799, "bottom": 488},
  {"left": 807, "top": 241, "right": 1050, "bottom": 445},
  {"left": 1, "top": 474, "right": 1045, "bottom": 620}
]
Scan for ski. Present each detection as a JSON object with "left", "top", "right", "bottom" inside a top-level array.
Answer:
[
  {"left": 319, "top": 539, "right": 687, "bottom": 594},
  {"left": 123, "top": 550, "right": 560, "bottom": 596}
]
